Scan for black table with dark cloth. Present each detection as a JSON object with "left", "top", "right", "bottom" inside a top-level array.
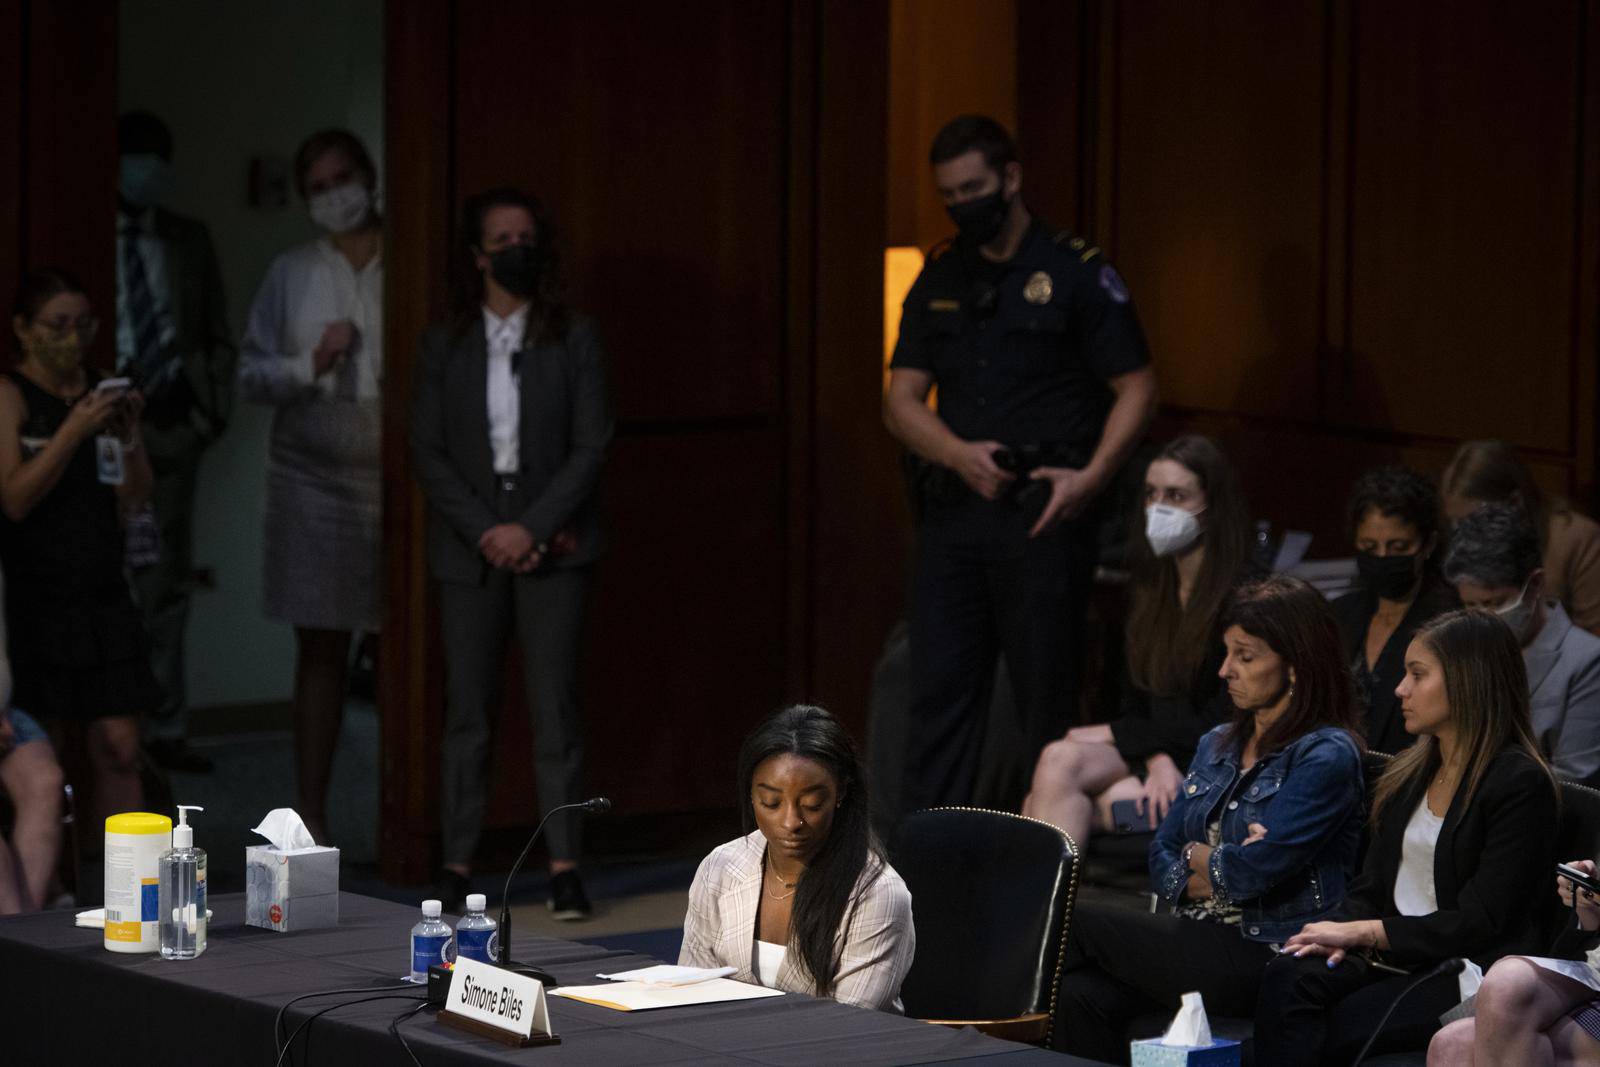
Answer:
[{"left": 0, "top": 892, "right": 1097, "bottom": 1065}]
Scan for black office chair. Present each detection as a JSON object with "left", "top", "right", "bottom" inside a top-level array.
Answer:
[{"left": 892, "top": 806, "right": 1079, "bottom": 1045}]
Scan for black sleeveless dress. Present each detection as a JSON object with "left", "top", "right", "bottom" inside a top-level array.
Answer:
[{"left": 0, "top": 372, "right": 160, "bottom": 720}]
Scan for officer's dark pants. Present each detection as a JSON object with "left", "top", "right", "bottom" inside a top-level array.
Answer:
[{"left": 902, "top": 495, "right": 1096, "bottom": 813}]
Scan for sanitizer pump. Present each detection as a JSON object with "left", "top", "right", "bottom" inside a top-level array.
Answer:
[{"left": 158, "top": 805, "right": 207, "bottom": 959}]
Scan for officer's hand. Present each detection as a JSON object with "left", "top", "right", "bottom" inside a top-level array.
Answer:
[
  {"left": 948, "top": 440, "right": 1013, "bottom": 501},
  {"left": 1028, "top": 465, "right": 1101, "bottom": 537}
]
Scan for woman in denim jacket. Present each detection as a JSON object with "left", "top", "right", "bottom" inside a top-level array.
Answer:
[{"left": 1058, "top": 576, "right": 1365, "bottom": 1061}]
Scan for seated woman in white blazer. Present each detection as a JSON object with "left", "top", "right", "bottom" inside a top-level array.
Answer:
[{"left": 679, "top": 704, "right": 916, "bottom": 1011}]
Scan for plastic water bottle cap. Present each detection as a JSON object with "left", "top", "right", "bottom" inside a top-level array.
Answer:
[
  {"left": 421, "top": 899, "right": 441, "bottom": 918},
  {"left": 465, "top": 893, "right": 486, "bottom": 912}
]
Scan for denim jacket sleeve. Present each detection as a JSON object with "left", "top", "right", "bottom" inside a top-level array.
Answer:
[
  {"left": 1149, "top": 730, "right": 1219, "bottom": 903},
  {"left": 1207, "top": 732, "right": 1363, "bottom": 906}
]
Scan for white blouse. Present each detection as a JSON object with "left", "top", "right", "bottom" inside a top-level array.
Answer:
[
  {"left": 239, "top": 237, "right": 383, "bottom": 405},
  {"left": 756, "top": 940, "right": 787, "bottom": 987},
  {"left": 482, "top": 304, "right": 528, "bottom": 474},
  {"left": 1393, "top": 797, "right": 1445, "bottom": 916}
]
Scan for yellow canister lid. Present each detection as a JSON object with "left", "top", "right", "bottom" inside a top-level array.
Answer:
[{"left": 105, "top": 812, "right": 173, "bottom": 835}]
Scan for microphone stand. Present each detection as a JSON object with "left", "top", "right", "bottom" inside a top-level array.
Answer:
[
  {"left": 1348, "top": 957, "right": 1463, "bottom": 1066},
  {"left": 496, "top": 798, "right": 611, "bottom": 986}
]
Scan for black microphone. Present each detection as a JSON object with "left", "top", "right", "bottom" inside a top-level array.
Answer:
[
  {"left": 495, "top": 797, "right": 612, "bottom": 983},
  {"left": 1347, "top": 956, "right": 1464, "bottom": 1066}
]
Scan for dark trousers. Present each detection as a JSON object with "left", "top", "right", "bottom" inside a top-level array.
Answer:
[
  {"left": 131, "top": 420, "right": 204, "bottom": 742},
  {"left": 1058, "top": 900, "right": 1276, "bottom": 1062},
  {"left": 437, "top": 485, "right": 590, "bottom": 866},
  {"left": 1253, "top": 951, "right": 1458, "bottom": 1065},
  {"left": 903, "top": 498, "right": 1095, "bottom": 813}
]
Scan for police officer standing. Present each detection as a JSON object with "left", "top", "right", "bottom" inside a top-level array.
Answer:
[{"left": 884, "top": 115, "right": 1157, "bottom": 813}]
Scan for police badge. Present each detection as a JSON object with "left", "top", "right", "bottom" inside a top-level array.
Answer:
[{"left": 1023, "top": 271, "right": 1053, "bottom": 305}]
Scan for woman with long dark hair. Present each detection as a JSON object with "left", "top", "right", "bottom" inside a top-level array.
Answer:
[
  {"left": 1256, "top": 608, "right": 1560, "bottom": 1064},
  {"left": 1057, "top": 576, "right": 1366, "bottom": 1061},
  {"left": 679, "top": 705, "right": 915, "bottom": 1011},
  {"left": 1024, "top": 434, "right": 1252, "bottom": 844},
  {"left": 411, "top": 186, "right": 611, "bottom": 916}
]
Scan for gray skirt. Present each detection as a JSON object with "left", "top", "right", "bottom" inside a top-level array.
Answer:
[{"left": 262, "top": 398, "right": 382, "bottom": 632}]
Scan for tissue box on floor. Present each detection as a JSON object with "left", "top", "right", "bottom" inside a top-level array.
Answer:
[
  {"left": 245, "top": 845, "right": 340, "bottom": 931},
  {"left": 1130, "top": 1037, "right": 1242, "bottom": 1067}
]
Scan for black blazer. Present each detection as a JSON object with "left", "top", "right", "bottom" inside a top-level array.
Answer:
[
  {"left": 410, "top": 314, "right": 613, "bottom": 585},
  {"left": 1332, "top": 576, "right": 1459, "bottom": 754},
  {"left": 1338, "top": 747, "right": 1558, "bottom": 968}
]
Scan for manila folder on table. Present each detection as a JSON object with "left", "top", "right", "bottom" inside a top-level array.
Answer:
[{"left": 550, "top": 978, "right": 785, "bottom": 1011}]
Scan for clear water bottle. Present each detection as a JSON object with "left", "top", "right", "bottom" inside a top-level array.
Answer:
[
  {"left": 410, "top": 899, "right": 454, "bottom": 981},
  {"left": 455, "top": 893, "right": 499, "bottom": 964}
]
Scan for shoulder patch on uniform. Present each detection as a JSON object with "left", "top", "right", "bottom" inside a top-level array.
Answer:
[{"left": 1098, "top": 263, "right": 1129, "bottom": 303}]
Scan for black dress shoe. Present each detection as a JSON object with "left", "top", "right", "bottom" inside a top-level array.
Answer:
[
  {"left": 146, "top": 739, "right": 215, "bottom": 774},
  {"left": 547, "top": 869, "right": 591, "bottom": 921},
  {"left": 433, "top": 868, "right": 471, "bottom": 915}
]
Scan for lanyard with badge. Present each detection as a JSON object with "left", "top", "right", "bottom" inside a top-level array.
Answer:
[{"left": 92, "top": 377, "right": 134, "bottom": 485}]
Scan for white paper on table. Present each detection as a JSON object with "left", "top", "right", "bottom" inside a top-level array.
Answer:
[
  {"left": 76, "top": 907, "right": 212, "bottom": 929},
  {"left": 594, "top": 964, "right": 737, "bottom": 986},
  {"left": 1525, "top": 956, "right": 1600, "bottom": 994},
  {"left": 551, "top": 978, "right": 785, "bottom": 1011}
]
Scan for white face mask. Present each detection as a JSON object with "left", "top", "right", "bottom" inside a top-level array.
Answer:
[
  {"left": 1145, "top": 504, "right": 1204, "bottom": 558},
  {"left": 1494, "top": 578, "right": 1536, "bottom": 641},
  {"left": 308, "top": 182, "right": 372, "bottom": 234}
]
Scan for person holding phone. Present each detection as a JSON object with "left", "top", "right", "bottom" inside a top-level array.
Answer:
[
  {"left": 1255, "top": 608, "right": 1560, "bottom": 1064},
  {"left": 1425, "top": 861, "right": 1600, "bottom": 1064},
  {"left": 0, "top": 269, "right": 158, "bottom": 832},
  {"left": 1057, "top": 576, "right": 1366, "bottom": 1060},
  {"left": 1023, "top": 436, "right": 1254, "bottom": 846}
]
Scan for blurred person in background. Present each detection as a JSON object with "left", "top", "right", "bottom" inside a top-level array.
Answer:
[
  {"left": 239, "top": 129, "right": 382, "bottom": 847},
  {"left": 1443, "top": 438, "right": 1600, "bottom": 636},
  {"left": 116, "top": 110, "right": 236, "bottom": 774}
]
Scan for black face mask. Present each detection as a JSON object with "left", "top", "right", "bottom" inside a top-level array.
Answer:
[
  {"left": 947, "top": 188, "right": 1010, "bottom": 247},
  {"left": 1356, "top": 551, "right": 1421, "bottom": 600},
  {"left": 487, "top": 244, "right": 545, "bottom": 298}
]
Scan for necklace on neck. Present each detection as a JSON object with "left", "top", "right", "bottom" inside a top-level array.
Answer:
[{"left": 765, "top": 854, "right": 799, "bottom": 901}]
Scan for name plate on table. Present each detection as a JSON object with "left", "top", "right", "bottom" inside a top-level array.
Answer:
[{"left": 439, "top": 957, "right": 558, "bottom": 1048}]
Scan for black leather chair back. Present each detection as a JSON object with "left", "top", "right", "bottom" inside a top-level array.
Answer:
[{"left": 892, "top": 807, "right": 1078, "bottom": 1039}]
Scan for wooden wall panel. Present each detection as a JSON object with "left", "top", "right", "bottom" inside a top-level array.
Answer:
[
  {"left": 1019, "top": 0, "right": 1600, "bottom": 552},
  {"left": 1111, "top": 2, "right": 1327, "bottom": 420},
  {"left": 1343, "top": 1, "right": 1583, "bottom": 452},
  {"left": 452, "top": 2, "right": 787, "bottom": 425}
]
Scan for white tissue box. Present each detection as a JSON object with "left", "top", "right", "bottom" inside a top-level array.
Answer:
[
  {"left": 245, "top": 845, "right": 340, "bottom": 931},
  {"left": 1130, "top": 1038, "right": 1241, "bottom": 1067}
]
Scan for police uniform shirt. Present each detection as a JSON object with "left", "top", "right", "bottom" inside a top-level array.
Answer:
[{"left": 890, "top": 223, "right": 1149, "bottom": 449}]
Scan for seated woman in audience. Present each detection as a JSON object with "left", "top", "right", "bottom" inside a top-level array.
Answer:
[
  {"left": 680, "top": 705, "right": 915, "bottom": 1012},
  {"left": 1427, "top": 858, "right": 1600, "bottom": 1065},
  {"left": 1, "top": 271, "right": 157, "bottom": 832},
  {"left": 1446, "top": 503, "right": 1600, "bottom": 783},
  {"left": 1444, "top": 438, "right": 1600, "bottom": 635},
  {"left": 1058, "top": 575, "right": 1365, "bottom": 1062},
  {"left": 1023, "top": 435, "right": 1251, "bottom": 845},
  {"left": 1333, "top": 466, "right": 1459, "bottom": 753},
  {"left": 1255, "top": 609, "right": 1560, "bottom": 1065},
  {"left": 0, "top": 707, "right": 64, "bottom": 915}
]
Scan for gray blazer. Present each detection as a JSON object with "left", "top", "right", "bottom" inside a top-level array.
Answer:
[
  {"left": 1527, "top": 600, "right": 1600, "bottom": 784},
  {"left": 148, "top": 207, "right": 236, "bottom": 439},
  {"left": 410, "top": 314, "right": 613, "bottom": 586}
]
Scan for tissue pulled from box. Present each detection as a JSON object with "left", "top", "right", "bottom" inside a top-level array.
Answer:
[
  {"left": 251, "top": 807, "right": 317, "bottom": 850},
  {"left": 1162, "top": 991, "right": 1213, "bottom": 1047}
]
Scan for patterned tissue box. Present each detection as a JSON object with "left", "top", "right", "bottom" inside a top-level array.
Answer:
[{"left": 1129, "top": 1037, "right": 1242, "bottom": 1066}]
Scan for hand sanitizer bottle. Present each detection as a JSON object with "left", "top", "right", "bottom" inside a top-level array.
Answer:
[
  {"left": 158, "top": 805, "right": 207, "bottom": 959},
  {"left": 455, "top": 893, "right": 499, "bottom": 963},
  {"left": 411, "top": 899, "right": 454, "bottom": 981}
]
